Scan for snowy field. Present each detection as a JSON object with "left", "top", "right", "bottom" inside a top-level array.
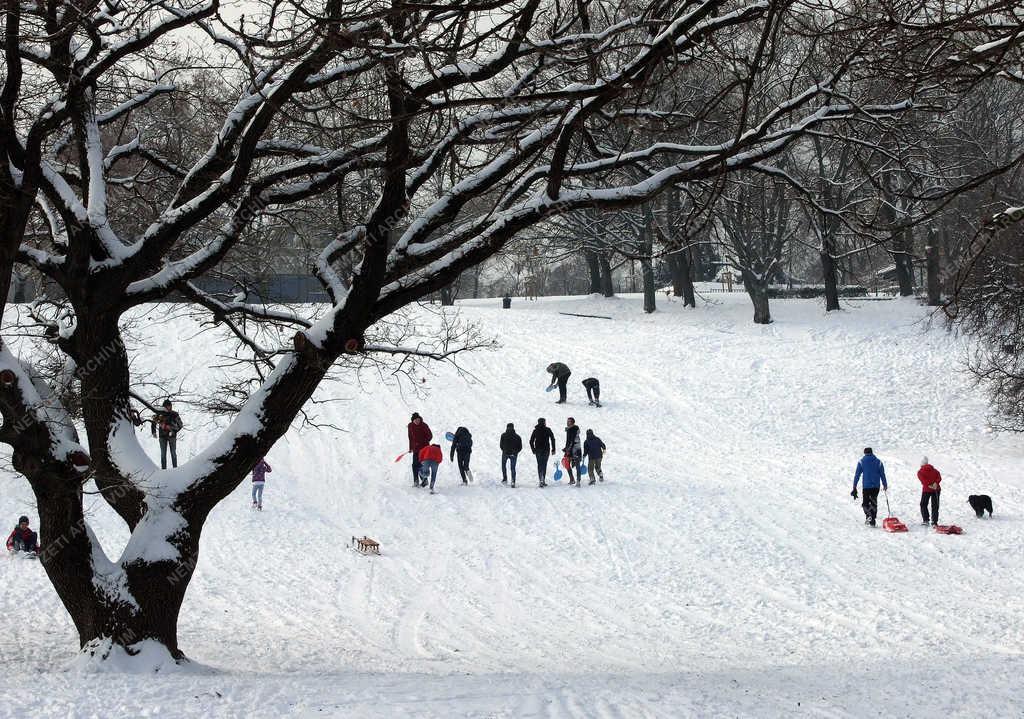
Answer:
[{"left": 1, "top": 292, "right": 1023, "bottom": 718}]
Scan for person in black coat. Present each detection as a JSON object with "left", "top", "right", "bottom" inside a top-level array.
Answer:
[
  {"left": 563, "top": 417, "right": 583, "bottom": 486},
  {"left": 450, "top": 426, "right": 473, "bottom": 484},
  {"left": 582, "top": 377, "right": 601, "bottom": 407},
  {"left": 499, "top": 423, "right": 523, "bottom": 487},
  {"left": 546, "top": 362, "right": 571, "bottom": 404},
  {"left": 529, "top": 418, "right": 556, "bottom": 487}
]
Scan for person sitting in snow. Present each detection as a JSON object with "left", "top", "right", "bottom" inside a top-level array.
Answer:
[
  {"left": 546, "top": 362, "right": 572, "bottom": 404},
  {"left": 450, "top": 426, "right": 473, "bottom": 484},
  {"left": 418, "top": 443, "right": 444, "bottom": 494},
  {"left": 852, "top": 447, "right": 887, "bottom": 526},
  {"left": 252, "top": 457, "right": 272, "bottom": 510},
  {"left": 583, "top": 429, "right": 606, "bottom": 484},
  {"left": 6, "top": 516, "right": 39, "bottom": 554},
  {"left": 582, "top": 377, "right": 602, "bottom": 407},
  {"left": 917, "top": 456, "right": 942, "bottom": 526}
]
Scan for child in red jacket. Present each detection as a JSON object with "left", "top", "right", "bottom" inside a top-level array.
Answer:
[
  {"left": 918, "top": 457, "right": 942, "bottom": 526},
  {"left": 418, "top": 443, "right": 443, "bottom": 493},
  {"left": 6, "top": 516, "right": 39, "bottom": 554}
]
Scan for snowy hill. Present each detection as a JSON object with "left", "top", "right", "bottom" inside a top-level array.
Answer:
[{"left": 2, "top": 293, "right": 1023, "bottom": 717}]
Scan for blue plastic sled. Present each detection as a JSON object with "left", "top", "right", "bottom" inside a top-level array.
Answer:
[
  {"left": 444, "top": 431, "right": 455, "bottom": 441},
  {"left": 545, "top": 385, "right": 556, "bottom": 393},
  {"left": 553, "top": 468, "right": 563, "bottom": 481},
  {"left": 580, "top": 464, "right": 588, "bottom": 475}
]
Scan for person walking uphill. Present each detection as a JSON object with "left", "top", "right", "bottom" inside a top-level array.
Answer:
[
  {"left": 451, "top": 426, "right": 474, "bottom": 484},
  {"left": 563, "top": 417, "right": 583, "bottom": 486},
  {"left": 151, "top": 399, "right": 184, "bottom": 469},
  {"left": 852, "top": 447, "right": 888, "bottom": 526},
  {"left": 546, "top": 362, "right": 572, "bottom": 404},
  {"left": 530, "top": 418, "right": 556, "bottom": 487},
  {"left": 419, "top": 443, "right": 443, "bottom": 494},
  {"left": 917, "top": 457, "right": 942, "bottom": 526},
  {"left": 583, "top": 429, "right": 606, "bottom": 484},
  {"left": 408, "top": 413, "right": 433, "bottom": 487},
  {"left": 500, "top": 423, "right": 523, "bottom": 487},
  {"left": 252, "top": 458, "right": 271, "bottom": 510}
]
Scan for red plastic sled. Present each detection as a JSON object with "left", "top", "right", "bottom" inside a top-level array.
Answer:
[
  {"left": 561, "top": 455, "right": 571, "bottom": 469},
  {"left": 882, "top": 517, "right": 908, "bottom": 533},
  {"left": 934, "top": 524, "right": 963, "bottom": 535}
]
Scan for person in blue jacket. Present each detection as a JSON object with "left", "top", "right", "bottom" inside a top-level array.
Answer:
[{"left": 852, "top": 447, "right": 887, "bottom": 526}]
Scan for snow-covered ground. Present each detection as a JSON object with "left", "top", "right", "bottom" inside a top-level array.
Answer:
[{"left": 2, "top": 292, "right": 1023, "bottom": 718}]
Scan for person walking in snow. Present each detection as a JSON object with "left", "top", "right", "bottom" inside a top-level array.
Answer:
[
  {"left": 546, "top": 362, "right": 572, "bottom": 404},
  {"left": 917, "top": 456, "right": 942, "bottom": 526},
  {"left": 252, "top": 457, "right": 271, "bottom": 510},
  {"left": 151, "top": 399, "right": 184, "bottom": 469},
  {"left": 852, "top": 447, "right": 888, "bottom": 526},
  {"left": 408, "top": 412, "right": 433, "bottom": 488},
  {"left": 500, "top": 423, "right": 523, "bottom": 487},
  {"left": 450, "top": 426, "right": 474, "bottom": 484},
  {"left": 529, "top": 418, "right": 556, "bottom": 488},
  {"left": 563, "top": 417, "right": 584, "bottom": 486},
  {"left": 6, "top": 516, "right": 38, "bottom": 554},
  {"left": 583, "top": 429, "right": 606, "bottom": 484},
  {"left": 418, "top": 443, "right": 444, "bottom": 493},
  {"left": 582, "top": 377, "right": 602, "bottom": 407}
]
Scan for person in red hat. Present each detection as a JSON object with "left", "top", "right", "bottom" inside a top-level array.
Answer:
[{"left": 917, "top": 456, "right": 942, "bottom": 526}]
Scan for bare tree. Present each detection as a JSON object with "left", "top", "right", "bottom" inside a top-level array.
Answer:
[{"left": 1, "top": 0, "right": 1014, "bottom": 665}]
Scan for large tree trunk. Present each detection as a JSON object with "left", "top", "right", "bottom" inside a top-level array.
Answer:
[
  {"left": 598, "top": 255, "right": 614, "bottom": 297},
  {"left": 641, "top": 214, "right": 656, "bottom": 313},
  {"left": 440, "top": 283, "right": 455, "bottom": 306},
  {"left": 584, "top": 249, "right": 601, "bottom": 294},
  {"left": 926, "top": 228, "right": 941, "bottom": 306},
  {"left": 741, "top": 268, "right": 772, "bottom": 324},
  {"left": 893, "top": 228, "right": 915, "bottom": 297},
  {"left": 820, "top": 248, "right": 841, "bottom": 311}
]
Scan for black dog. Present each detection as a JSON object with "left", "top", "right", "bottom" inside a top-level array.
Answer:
[{"left": 967, "top": 495, "right": 993, "bottom": 518}]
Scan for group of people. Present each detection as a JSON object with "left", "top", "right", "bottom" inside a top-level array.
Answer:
[
  {"left": 851, "top": 447, "right": 945, "bottom": 527},
  {"left": 546, "top": 363, "right": 601, "bottom": 407},
  {"left": 407, "top": 413, "right": 607, "bottom": 493}
]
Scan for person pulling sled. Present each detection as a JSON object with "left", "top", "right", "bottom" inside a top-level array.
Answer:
[
  {"left": 852, "top": 447, "right": 887, "bottom": 526},
  {"left": 917, "top": 457, "right": 942, "bottom": 526}
]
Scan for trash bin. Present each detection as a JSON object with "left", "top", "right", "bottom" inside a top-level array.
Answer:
[{"left": 502, "top": 296, "right": 511, "bottom": 309}]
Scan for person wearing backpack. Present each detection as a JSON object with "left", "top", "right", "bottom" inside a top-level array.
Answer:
[
  {"left": 151, "top": 399, "right": 184, "bottom": 469},
  {"left": 499, "top": 423, "right": 523, "bottom": 487},
  {"left": 583, "top": 429, "right": 606, "bottom": 484},
  {"left": 450, "top": 426, "right": 474, "bottom": 484},
  {"left": 529, "top": 418, "right": 556, "bottom": 488},
  {"left": 563, "top": 417, "right": 583, "bottom": 486}
]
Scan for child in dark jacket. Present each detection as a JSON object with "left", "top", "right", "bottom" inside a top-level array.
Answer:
[
  {"left": 583, "top": 429, "right": 606, "bottom": 484},
  {"left": 450, "top": 426, "right": 473, "bottom": 484}
]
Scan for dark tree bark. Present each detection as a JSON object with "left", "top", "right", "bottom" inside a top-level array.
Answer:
[
  {"left": 926, "top": 227, "right": 941, "bottom": 306},
  {"left": 741, "top": 269, "right": 772, "bottom": 324},
  {"left": 598, "top": 255, "right": 614, "bottom": 297},
  {"left": 821, "top": 248, "right": 841, "bottom": 311},
  {"left": 584, "top": 249, "right": 601, "bottom": 294},
  {"left": 893, "top": 226, "right": 915, "bottom": 297}
]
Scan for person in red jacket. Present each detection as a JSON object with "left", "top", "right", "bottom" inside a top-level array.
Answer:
[
  {"left": 6, "top": 516, "right": 39, "bottom": 554},
  {"left": 418, "top": 443, "right": 443, "bottom": 493},
  {"left": 918, "top": 456, "right": 942, "bottom": 526},
  {"left": 407, "top": 413, "right": 433, "bottom": 488}
]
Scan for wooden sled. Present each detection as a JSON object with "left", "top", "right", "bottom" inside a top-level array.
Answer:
[{"left": 351, "top": 536, "right": 380, "bottom": 554}]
